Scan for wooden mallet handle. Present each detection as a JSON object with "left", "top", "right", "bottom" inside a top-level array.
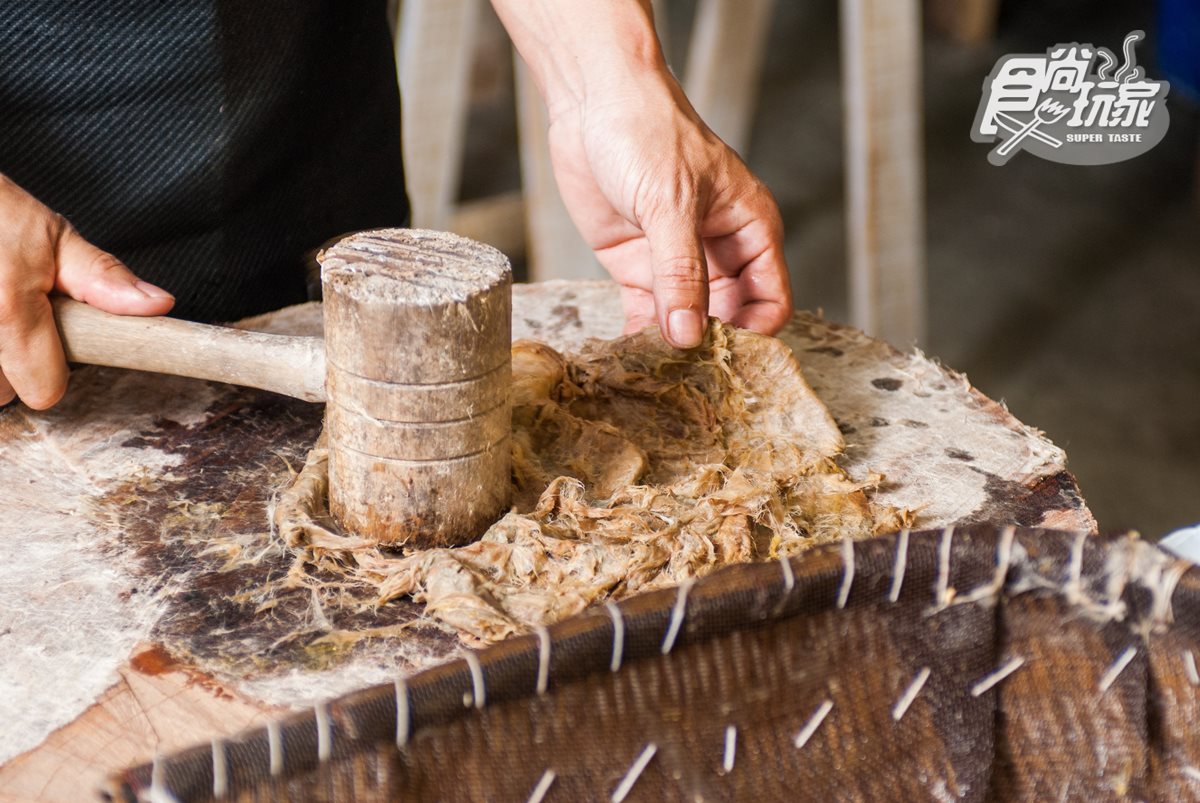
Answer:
[{"left": 51, "top": 297, "right": 328, "bottom": 403}]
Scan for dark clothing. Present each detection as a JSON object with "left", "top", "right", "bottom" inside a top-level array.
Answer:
[{"left": 0, "top": 1, "right": 409, "bottom": 322}]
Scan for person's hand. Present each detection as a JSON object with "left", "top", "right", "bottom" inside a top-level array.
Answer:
[
  {"left": 492, "top": 0, "right": 792, "bottom": 348},
  {"left": 0, "top": 175, "right": 174, "bottom": 408},
  {"left": 546, "top": 80, "right": 791, "bottom": 347},
  {"left": 491, "top": 0, "right": 790, "bottom": 348}
]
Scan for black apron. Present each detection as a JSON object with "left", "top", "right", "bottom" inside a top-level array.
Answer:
[{"left": 0, "top": 1, "right": 409, "bottom": 322}]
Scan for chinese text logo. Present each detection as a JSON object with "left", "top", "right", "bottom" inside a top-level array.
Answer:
[{"left": 972, "top": 31, "right": 1170, "bottom": 166}]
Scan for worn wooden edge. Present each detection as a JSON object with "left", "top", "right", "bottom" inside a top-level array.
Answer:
[{"left": 779, "top": 309, "right": 1097, "bottom": 533}]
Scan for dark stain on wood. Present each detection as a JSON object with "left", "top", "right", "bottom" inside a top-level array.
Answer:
[
  {"left": 962, "top": 469, "right": 1084, "bottom": 528},
  {"left": 902, "top": 419, "right": 929, "bottom": 429},
  {"left": 946, "top": 448, "right": 975, "bottom": 462},
  {"left": 130, "top": 644, "right": 179, "bottom": 676},
  {"left": 550, "top": 304, "right": 582, "bottom": 329},
  {"left": 97, "top": 384, "right": 457, "bottom": 683},
  {"left": 805, "top": 346, "right": 844, "bottom": 357},
  {"left": 872, "top": 377, "right": 903, "bottom": 391}
]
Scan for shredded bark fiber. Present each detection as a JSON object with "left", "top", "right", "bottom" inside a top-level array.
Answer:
[{"left": 275, "top": 321, "right": 911, "bottom": 644}]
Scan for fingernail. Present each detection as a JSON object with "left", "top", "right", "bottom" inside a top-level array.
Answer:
[
  {"left": 134, "top": 280, "right": 174, "bottom": 300},
  {"left": 667, "top": 309, "right": 703, "bottom": 348}
]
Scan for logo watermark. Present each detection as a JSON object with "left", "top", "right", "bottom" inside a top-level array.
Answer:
[{"left": 972, "top": 31, "right": 1170, "bottom": 166}]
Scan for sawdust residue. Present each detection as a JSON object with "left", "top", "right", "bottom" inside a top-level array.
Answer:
[{"left": 275, "top": 322, "right": 911, "bottom": 644}]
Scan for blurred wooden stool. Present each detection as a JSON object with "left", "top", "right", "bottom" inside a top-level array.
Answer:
[{"left": 394, "top": 0, "right": 926, "bottom": 346}]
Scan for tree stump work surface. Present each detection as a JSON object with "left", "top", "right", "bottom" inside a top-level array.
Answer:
[{"left": 0, "top": 281, "right": 1094, "bottom": 801}]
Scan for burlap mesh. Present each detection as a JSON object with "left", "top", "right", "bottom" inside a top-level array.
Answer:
[{"left": 106, "top": 526, "right": 1200, "bottom": 802}]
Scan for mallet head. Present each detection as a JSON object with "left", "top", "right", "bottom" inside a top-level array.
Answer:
[{"left": 319, "top": 228, "right": 512, "bottom": 548}]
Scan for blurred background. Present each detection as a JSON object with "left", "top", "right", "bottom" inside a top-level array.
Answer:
[{"left": 429, "top": 0, "right": 1199, "bottom": 538}]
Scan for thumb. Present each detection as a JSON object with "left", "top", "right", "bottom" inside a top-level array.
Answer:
[
  {"left": 54, "top": 226, "right": 174, "bottom": 316},
  {"left": 644, "top": 214, "right": 709, "bottom": 349}
]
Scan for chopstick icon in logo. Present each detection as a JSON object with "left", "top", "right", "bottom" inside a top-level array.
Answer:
[
  {"left": 993, "top": 112, "right": 1063, "bottom": 149},
  {"left": 972, "top": 31, "right": 1170, "bottom": 165},
  {"left": 990, "top": 99, "right": 1071, "bottom": 165}
]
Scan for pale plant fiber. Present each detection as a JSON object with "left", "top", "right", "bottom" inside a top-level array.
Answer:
[{"left": 275, "top": 322, "right": 910, "bottom": 643}]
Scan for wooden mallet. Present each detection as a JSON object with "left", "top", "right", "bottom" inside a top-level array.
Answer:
[{"left": 52, "top": 228, "right": 512, "bottom": 548}]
